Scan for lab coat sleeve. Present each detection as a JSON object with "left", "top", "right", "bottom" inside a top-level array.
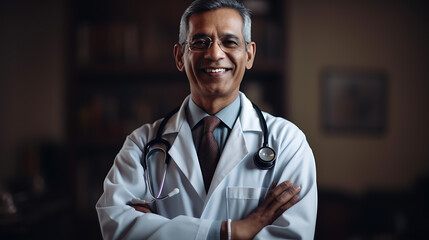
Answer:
[
  {"left": 96, "top": 133, "right": 213, "bottom": 240},
  {"left": 254, "top": 119, "right": 318, "bottom": 240}
]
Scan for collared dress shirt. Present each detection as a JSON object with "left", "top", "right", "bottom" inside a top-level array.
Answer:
[
  {"left": 186, "top": 96, "right": 241, "bottom": 239},
  {"left": 186, "top": 96, "right": 241, "bottom": 153}
]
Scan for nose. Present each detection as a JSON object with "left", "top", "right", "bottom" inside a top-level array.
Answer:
[{"left": 203, "top": 39, "right": 226, "bottom": 60}]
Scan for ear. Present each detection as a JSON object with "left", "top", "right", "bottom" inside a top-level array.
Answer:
[
  {"left": 174, "top": 44, "right": 185, "bottom": 71},
  {"left": 245, "top": 41, "right": 256, "bottom": 70}
]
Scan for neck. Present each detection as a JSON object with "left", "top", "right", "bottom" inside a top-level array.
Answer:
[{"left": 192, "top": 92, "right": 239, "bottom": 115}]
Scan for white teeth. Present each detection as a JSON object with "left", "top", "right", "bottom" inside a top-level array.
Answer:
[{"left": 205, "top": 68, "right": 226, "bottom": 73}]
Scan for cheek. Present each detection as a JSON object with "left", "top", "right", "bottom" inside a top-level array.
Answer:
[
  {"left": 232, "top": 55, "right": 248, "bottom": 75},
  {"left": 233, "top": 52, "right": 247, "bottom": 67},
  {"left": 184, "top": 54, "right": 199, "bottom": 73}
]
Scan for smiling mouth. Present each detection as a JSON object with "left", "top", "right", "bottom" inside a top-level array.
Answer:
[{"left": 203, "top": 68, "right": 230, "bottom": 73}]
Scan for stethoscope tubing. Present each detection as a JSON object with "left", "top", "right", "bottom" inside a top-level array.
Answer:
[{"left": 140, "top": 102, "right": 276, "bottom": 203}]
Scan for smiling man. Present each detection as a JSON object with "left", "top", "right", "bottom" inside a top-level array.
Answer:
[
  {"left": 96, "top": 0, "right": 317, "bottom": 239},
  {"left": 174, "top": 7, "right": 256, "bottom": 115}
]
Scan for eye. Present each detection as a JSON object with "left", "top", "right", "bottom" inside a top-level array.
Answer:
[
  {"left": 191, "top": 38, "right": 210, "bottom": 49},
  {"left": 222, "top": 38, "right": 240, "bottom": 48}
]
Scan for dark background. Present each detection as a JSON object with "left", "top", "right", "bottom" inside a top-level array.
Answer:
[{"left": 1, "top": 0, "right": 428, "bottom": 239}]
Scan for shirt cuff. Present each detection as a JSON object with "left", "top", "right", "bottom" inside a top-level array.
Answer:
[{"left": 207, "top": 220, "right": 222, "bottom": 240}]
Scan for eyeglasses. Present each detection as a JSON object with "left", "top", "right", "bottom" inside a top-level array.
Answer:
[{"left": 183, "top": 35, "right": 247, "bottom": 53}]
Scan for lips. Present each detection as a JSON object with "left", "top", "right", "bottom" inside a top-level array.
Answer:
[{"left": 203, "top": 67, "right": 231, "bottom": 73}]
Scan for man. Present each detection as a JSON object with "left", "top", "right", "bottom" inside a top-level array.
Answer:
[{"left": 96, "top": 0, "right": 317, "bottom": 239}]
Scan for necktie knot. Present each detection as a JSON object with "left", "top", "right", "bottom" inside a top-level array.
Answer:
[{"left": 203, "top": 116, "right": 221, "bottom": 133}]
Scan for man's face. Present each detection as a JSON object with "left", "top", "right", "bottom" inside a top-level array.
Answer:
[{"left": 174, "top": 8, "right": 256, "bottom": 106}]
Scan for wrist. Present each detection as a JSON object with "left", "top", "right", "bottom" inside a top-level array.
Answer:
[
  {"left": 220, "top": 221, "right": 228, "bottom": 240},
  {"left": 233, "top": 219, "right": 261, "bottom": 240},
  {"left": 220, "top": 219, "right": 234, "bottom": 240}
]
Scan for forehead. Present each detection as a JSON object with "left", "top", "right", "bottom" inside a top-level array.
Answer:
[{"left": 188, "top": 8, "right": 244, "bottom": 38}]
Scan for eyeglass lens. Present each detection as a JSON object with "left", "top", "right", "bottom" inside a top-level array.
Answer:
[{"left": 188, "top": 35, "right": 244, "bottom": 52}]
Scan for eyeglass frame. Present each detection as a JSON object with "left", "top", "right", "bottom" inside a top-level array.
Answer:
[{"left": 181, "top": 34, "right": 249, "bottom": 53}]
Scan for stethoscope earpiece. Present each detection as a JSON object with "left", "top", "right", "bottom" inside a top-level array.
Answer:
[{"left": 254, "top": 146, "right": 276, "bottom": 169}]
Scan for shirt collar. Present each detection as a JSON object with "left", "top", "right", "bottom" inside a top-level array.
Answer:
[{"left": 187, "top": 96, "right": 241, "bottom": 130}]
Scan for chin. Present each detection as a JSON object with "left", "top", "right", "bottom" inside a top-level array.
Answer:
[{"left": 207, "top": 87, "right": 239, "bottom": 99}]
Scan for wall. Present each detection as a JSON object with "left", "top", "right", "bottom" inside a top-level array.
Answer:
[
  {"left": 0, "top": 0, "right": 66, "bottom": 182},
  {"left": 0, "top": 0, "right": 427, "bottom": 195},
  {"left": 287, "top": 0, "right": 429, "bottom": 193}
]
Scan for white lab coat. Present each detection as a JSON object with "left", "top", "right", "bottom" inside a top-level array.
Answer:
[{"left": 96, "top": 92, "right": 317, "bottom": 240}]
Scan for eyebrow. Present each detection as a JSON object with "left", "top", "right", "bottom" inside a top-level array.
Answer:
[
  {"left": 220, "top": 33, "right": 241, "bottom": 41},
  {"left": 190, "top": 33, "right": 241, "bottom": 41},
  {"left": 191, "top": 33, "right": 210, "bottom": 40}
]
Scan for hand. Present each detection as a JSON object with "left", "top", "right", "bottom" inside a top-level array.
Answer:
[
  {"left": 221, "top": 180, "right": 301, "bottom": 240},
  {"left": 129, "top": 203, "right": 154, "bottom": 214}
]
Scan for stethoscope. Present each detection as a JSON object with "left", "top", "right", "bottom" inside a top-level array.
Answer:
[{"left": 130, "top": 102, "right": 276, "bottom": 204}]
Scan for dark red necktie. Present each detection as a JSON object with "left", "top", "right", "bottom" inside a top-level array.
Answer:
[{"left": 198, "top": 116, "right": 221, "bottom": 192}]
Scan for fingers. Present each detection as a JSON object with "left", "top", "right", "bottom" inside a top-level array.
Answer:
[
  {"left": 272, "top": 180, "right": 294, "bottom": 198},
  {"left": 266, "top": 180, "right": 301, "bottom": 220},
  {"left": 275, "top": 191, "right": 300, "bottom": 216},
  {"left": 237, "top": 180, "right": 302, "bottom": 236},
  {"left": 269, "top": 181, "right": 278, "bottom": 190},
  {"left": 264, "top": 180, "right": 293, "bottom": 206},
  {"left": 129, "top": 203, "right": 153, "bottom": 213}
]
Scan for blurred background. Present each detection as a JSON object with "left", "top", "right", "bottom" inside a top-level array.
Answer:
[{"left": 0, "top": 0, "right": 428, "bottom": 239}]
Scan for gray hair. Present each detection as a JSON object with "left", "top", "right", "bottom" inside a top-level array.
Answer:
[{"left": 179, "top": 0, "right": 252, "bottom": 45}]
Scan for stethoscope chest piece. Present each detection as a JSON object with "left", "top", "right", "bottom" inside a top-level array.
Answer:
[
  {"left": 138, "top": 102, "right": 277, "bottom": 203},
  {"left": 254, "top": 146, "right": 276, "bottom": 169}
]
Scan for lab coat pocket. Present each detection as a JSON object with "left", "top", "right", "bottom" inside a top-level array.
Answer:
[{"left": 226, "top": 187, "right": 268, "bottom": 220}]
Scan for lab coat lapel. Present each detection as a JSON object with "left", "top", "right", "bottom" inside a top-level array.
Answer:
[
  {"left": 168, "top": 123, "right": 206, "bottom": 200},
  {"left": 163, "top": 93, "right": 262, "bottom": 203},
  {"left": 165, "top": 96, "right": 206, "bottom": 201}
]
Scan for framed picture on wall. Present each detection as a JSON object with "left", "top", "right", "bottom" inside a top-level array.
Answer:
[{"left": 321, "top": 69, "right": 388, "bottom": 133}]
